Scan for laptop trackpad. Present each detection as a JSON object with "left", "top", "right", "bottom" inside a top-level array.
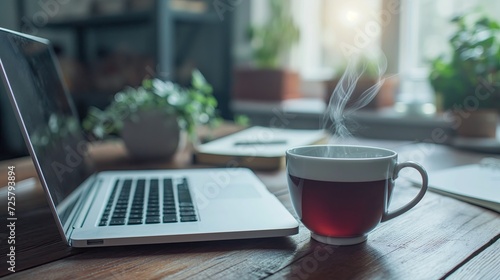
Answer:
[{"left": 201, "top": 183, "right": 261, "bottom": 199}]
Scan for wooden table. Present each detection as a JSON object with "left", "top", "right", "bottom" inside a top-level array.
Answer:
[{"left": 1, "top": 138, "right": 499, "bottom": 279}]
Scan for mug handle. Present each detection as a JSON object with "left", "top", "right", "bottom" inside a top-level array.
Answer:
[{"left": 381, "top": 161, "right": 428, "bottom": 222}]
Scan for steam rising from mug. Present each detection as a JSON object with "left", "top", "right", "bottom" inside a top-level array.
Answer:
[{"left": 323, "top": 54, "right": 388, "bottom": 142}]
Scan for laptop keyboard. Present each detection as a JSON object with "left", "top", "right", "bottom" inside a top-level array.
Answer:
[{"left": 98, "top": 177, "right": 198, "bottom": 226}]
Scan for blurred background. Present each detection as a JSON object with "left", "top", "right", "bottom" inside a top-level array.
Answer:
[{"left": 1, "top": 0, "right": 499, "bottom": 160}]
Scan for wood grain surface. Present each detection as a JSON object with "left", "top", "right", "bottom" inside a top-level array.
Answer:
[
  {"left": 447, "top": 239, "right": 500, "bottom": 280},
  {"left": 1, "top": 139, "right": 499, "bottom": 279}
]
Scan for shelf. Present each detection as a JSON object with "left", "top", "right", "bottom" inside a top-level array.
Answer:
[
  {"left": 20, "top": 0, "right": 232, "bottom": 118},
  {"left": 44, "top": 10, "right": 219, "bottom": 29},
  {"left": 171, "top": 10, "right": 220, "bottom": 23},
  {"left": 45, "top": 11, "right": 153, "bottom": 28}
]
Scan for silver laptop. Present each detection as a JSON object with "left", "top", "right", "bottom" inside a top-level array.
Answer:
[{"left": 0, "top": 28, "right": 298, "bottom": 247}]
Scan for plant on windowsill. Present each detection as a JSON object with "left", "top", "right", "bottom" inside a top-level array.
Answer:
[
  {"left": 429, "top": 13, "right": 500, "bottom": 138},
  {"left": 82, "top": 70, "right": 221, "bottom": 160},
  {"left": 233, "top": 0, "right": 300, "bottom": 101}
]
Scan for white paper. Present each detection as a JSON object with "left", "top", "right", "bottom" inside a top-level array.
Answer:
[
  {"left": 406, "top": 163, "right": 500, "bottom": 212},
  {"left": 431, "top": 164, "right": 500, "bottom": 201}
]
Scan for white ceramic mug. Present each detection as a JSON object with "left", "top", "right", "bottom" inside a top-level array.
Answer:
[{"left": 286, "top": 145, "right": 428, "bottom": 245}]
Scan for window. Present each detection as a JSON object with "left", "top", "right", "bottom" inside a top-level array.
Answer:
[
  {"left": 289, "top": 0, "right": 383, "bottom": 80},
  {"left": 251, "top": 0, "right": 500, "bottom": 108},
  {"left": 399, "top": 0, "right": 500, "bottom": 106}
]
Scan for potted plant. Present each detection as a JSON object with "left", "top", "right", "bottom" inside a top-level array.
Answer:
[
  {"left": 325, "top": 56, "right": 398, "bottom": 109},
  {"left": 429, "top": 14, "right": 500, "bottom": 138},
  {"left": 232, "top": 0, "right": 300, "bottom": 101},
  {"left": 82, "top": 70, "right": 220, "bottom": 160}
]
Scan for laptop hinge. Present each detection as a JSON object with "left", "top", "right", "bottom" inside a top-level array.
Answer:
[
  {"left": 65, "top": 177, "right": 101, "bottom": 240},
  {"left": 73, "top": 178, "right": 102, "bottom": 229}
]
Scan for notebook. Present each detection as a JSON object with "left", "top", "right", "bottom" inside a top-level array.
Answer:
[
  {"left": 405, "top": 159, "right": 500, "bottom": 213},
  {"left": 195, "top": 126, "right": 327, "bottom": 170},
  {"left": 0, "top": 28, "right": 298, "bottom": 247}
]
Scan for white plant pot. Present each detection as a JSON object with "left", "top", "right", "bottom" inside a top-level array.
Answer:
[{"left": 121, "top": 110, "right": 181, "bottom": 160}]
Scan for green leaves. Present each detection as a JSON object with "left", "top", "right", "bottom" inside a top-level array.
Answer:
[
  {"left": 83, "top": 70, "right": 219, "bottom": 140},
  {"left": 429, "top": 13, "right": 500, "bottom": 110},
  {"left": 248, "top": 0, "right": 299, "bottom": 69},
  {"left": 191, "top": 69, "right": 209, "bottom": 91}
]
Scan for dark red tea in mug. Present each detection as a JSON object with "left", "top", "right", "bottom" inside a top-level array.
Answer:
[{"left": 288, "top": 174, "right": 393, "bottom": 237}]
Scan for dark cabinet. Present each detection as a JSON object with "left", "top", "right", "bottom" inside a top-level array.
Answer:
[{"left": 18, "top": 0, "right": 232, "bottom": 117}]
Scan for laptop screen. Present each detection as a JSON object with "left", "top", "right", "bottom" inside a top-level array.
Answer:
[{"left": 0, "top": 29, "right": 95, "bottom": 226}]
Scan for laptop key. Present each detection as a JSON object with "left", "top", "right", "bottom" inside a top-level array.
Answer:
[
  {"left": 112, "top": 213, "right": 126, "bottom": 218},
  {"left": 178, "top": 198, "right": 192, "bottom": 204},
  {"left": 179, "top": 202, "right": 193, "bottom": 207},
  {"left": 146, "top": 212, "right": 160, "bottom": 217},
  {"left": 123, "top": 179, "right": 132, "bottom": 187},
  {"left": 129, "top": 214, "right": 143, "bottom": 219},
  {"left": 110, "top": 219, "right": 125, "bottom": 225},
  {"left": 128, "top": 219, "right": 143, "bottom": 225},
  {"left": 146, "top": 217, "right": 161, "bottom": 224},
  {"left": 164, "top": 202, "right": 175, "bottom": 207},
  {"left": 116, "top": 199, "right": 129, "bottom": 204},
  {"left": 151, "top": 179, "right": 159, "bottom": 187},
  {"left": 181, "top": 216, "right": 197, "bottom": 222},
  {"left": 163, "top": 178, "right": 173, "bottom": 188},
  {"left": 137, "top": 179, "right": 146, "bottom": 188},
  {"left": 99, "top": 220, "right": 107, "bottom": 226},
  {"left": 163, "top": 215, "right": 177, "bottom": 223}
]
